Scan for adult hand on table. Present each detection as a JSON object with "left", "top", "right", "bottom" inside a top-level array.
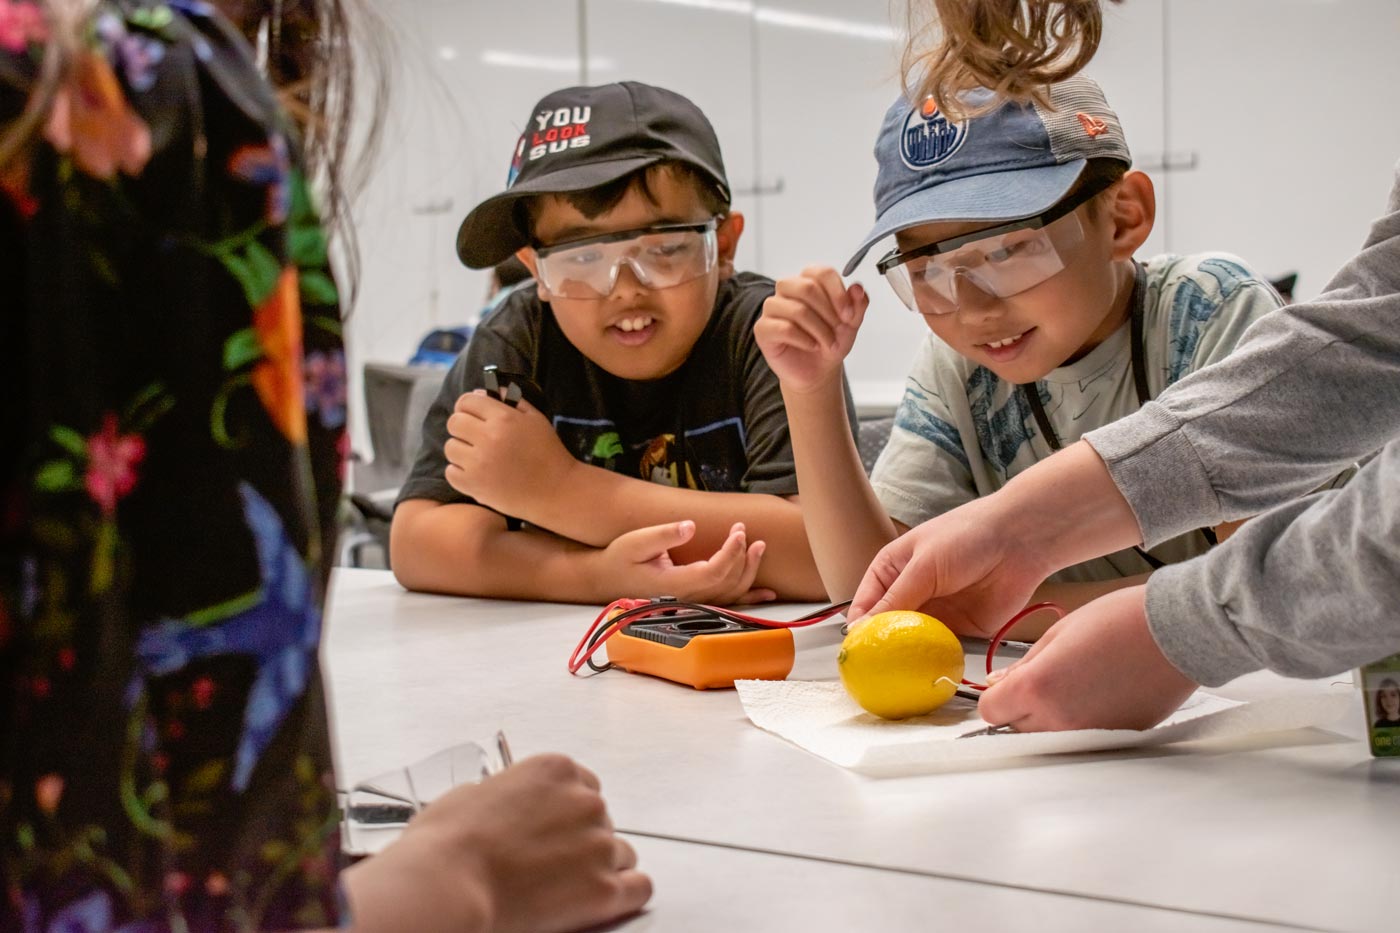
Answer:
[
  {"left": 978, "top": 585, "right": 1200, "bottom": 731},
  {"left": 344, "top": 754, "right": 651, "bottom": 933}
]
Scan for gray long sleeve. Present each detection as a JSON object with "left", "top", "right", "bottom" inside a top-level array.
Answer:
[
  {"left": 1146, "top": 439, "right": 1400, "bottom": 685},
  {"left": 1085, "top": 161, "right": 1400, "bottom": 546}
]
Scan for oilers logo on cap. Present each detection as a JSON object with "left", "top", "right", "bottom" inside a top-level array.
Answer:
[{"left": 900, "top": 98, "right": 967, "bottom": 170}]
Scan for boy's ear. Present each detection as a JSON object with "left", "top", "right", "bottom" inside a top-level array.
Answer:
[
  {"left": 515, "top": 247, "right": 551, "bottom": 301},
  {"left": 717, "top": 211, "right": 745, "bottom": 263},
  {"left": 1106, "top": 171, "right": 1155, "bottom": 261}
]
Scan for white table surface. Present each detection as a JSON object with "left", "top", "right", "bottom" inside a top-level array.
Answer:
[
  {"left": 324, "top": 569, "right": 1396, "bottom": 932},
  {"left": 619, "top": 834, "right": 1295, "bottom": 932}
]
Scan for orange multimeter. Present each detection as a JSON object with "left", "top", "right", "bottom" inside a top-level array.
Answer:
[
  {"left": 568, "top": 598, "right": 852, "bottom": 690},
  {"left": 606, "top": 610, "right": 795, "bottom": 690}
]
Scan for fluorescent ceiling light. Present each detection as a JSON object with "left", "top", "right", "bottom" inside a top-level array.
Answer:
[
  {"left": 630, "top": 0, "right": 898, "bottom": 42},
  {"left": 481, "top": 50, "right": 617, "bottom": 72}
]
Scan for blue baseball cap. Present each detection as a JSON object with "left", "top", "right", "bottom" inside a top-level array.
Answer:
[{"left": 843, "top": 75, "right": 1132, "bottom": 276}]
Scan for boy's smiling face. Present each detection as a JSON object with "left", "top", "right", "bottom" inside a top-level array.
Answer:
[
  {"left": 892, "top": 173, "right": 1153, "bottom": 384},
  {"left": 519, "top": 169, "right": 742, "bottom": 382}
]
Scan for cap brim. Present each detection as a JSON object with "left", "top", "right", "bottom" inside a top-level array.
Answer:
[
  {"left": 456, "top": 154, "right": 670, "bottom": 269},
  {"left": 842, "top": 160, "right": 1086, "bottom": 276}
]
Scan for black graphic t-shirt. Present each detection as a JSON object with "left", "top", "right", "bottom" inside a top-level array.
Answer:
[{"left": 399, "top": 271, "right": 857, "bottom": 507}]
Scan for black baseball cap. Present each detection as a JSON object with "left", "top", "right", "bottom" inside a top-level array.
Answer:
[{"left": 455, "top": 81, "right": 731, "bottom": 269}]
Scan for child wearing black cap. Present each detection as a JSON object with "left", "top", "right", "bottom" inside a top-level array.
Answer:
[
  {"left": 754, "top": 76, "right": 1336, "bottom": 631},
  {"left": 392, "top": 81, "right": 853, "bottom": 603}
]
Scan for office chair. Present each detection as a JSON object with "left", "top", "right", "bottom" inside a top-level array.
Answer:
[{"left": 341, "top": 362, "right": 445, "bottom": 568}]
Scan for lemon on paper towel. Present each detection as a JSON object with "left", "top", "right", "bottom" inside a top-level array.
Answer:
[{"left": 838, "top": 610, "right": 965, "bottom": 720}]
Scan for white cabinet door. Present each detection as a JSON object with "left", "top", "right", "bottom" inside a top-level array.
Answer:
[
  {"left": 349, "top": 0, "right": 580, "bottom": 450},
  {"left": 1088, "top": 0, "right": 1169, "bottom": 262},
  {"left": 582, "top": 0, "right": 761, "bottom": 274},
  {"left": 1164, "top": 0, "right": 1400, "bottom": 298},
  {"left": 753, "top": 0, "right": 913, "bottom": 410}
]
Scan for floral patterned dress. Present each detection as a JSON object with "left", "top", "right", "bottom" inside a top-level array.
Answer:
[{"left": 1, "top": 1, "right": 348, "bottom": 928}]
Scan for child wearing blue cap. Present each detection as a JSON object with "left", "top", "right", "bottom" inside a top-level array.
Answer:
[{"left": 756, "top": 75, "right": 1303, "bottom": 625}]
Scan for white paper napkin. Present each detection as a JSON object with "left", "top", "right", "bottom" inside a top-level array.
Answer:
[{"left": 735, "top": 679, "right": 1352, "bottom": 776}]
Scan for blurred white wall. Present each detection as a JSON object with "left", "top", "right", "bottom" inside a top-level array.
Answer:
[{"left": 346, "top": 0, "right": 1400, "bottom": 460}]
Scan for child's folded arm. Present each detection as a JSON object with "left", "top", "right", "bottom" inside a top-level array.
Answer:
[
  {"left": 390, "top": 498, "right": 776, "bottom": 605},
  {"left": 507, "top": 463, "right": 827, "bottom": 602},
  {"left": 389, "top": 498, "right": 605, "bottom": 601}
]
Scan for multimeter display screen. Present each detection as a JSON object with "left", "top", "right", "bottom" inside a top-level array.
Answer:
[{"left": 623, "top": 613, "right": 765, "bottom": 648}]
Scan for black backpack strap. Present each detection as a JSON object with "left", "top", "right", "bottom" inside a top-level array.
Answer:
[
  {"left": 1129, "top": 260, "right": 1150, "bottom": 405},
  {"left": 1022, "top": 382, "right": 1061, "bottom": 452}
]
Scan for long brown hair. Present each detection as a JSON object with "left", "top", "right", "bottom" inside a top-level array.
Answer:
[
  {"left": 0, "top": 0, "right": 387, "bottom": 305},
  {"left": 216, "top": 0, "right": 388, "bottom": 307},
  {"left": 904, "top": 0, "right": 1116, "bottom": 118}
]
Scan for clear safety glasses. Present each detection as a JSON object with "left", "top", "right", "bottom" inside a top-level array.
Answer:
[
  {"left": 341, "top": 732, "right": 514, "bottom": 855},
  {"left": 876, "top": 181, "right": 1107, "bottom": 314},
  {"left": 533, "top": 219, "right": 719, "bottom": 300}
]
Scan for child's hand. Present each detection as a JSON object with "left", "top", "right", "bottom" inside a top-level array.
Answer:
[
  {"left": 755, "top": 266, "right": 868, "bottom": 394},
  {"left": 443, "top": 391, "right": 574, "bottom": 519},
  {"left": 596, "top": 520, "right": 776, "bottom": 606}
]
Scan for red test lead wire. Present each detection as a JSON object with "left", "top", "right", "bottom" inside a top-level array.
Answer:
[
  {"left": 567, "top": 598, "right": 851, "bottom": 675},
  {"left": 567, "top": 598, "right": 1065, "bottom": 682},
  {"left": 960, "top": 601, "right": 1065, "bottom": 691},
  {"left": 567, "top": 598, "right": 652, "bottom": 674}
]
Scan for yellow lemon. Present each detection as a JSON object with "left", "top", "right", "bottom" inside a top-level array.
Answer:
[{"left": 838, "top": 610, "right": 964, "bottom": 720}]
